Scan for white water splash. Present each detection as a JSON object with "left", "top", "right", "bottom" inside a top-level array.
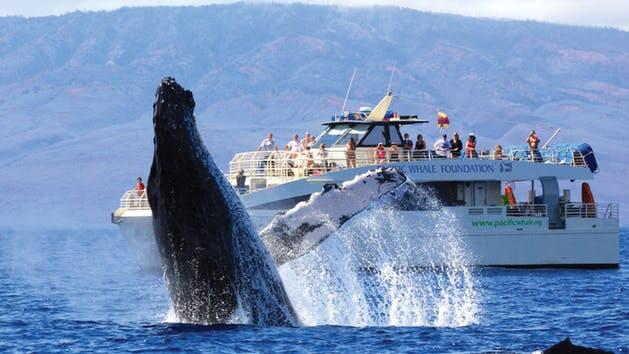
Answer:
[{"left": 279, "top": 187, "right": 481, "bottom": 327}]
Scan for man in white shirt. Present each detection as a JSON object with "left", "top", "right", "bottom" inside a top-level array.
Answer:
[
  {"left": 286, "top": 134, "right": 302, "bottom": 154},
  {"left": 433, "top": 134, "right": 451, "bottom": 157},
  {"left": 256, "top": 132, "right": 278, "bottom": 175},
  {"left": 257, "top": 132, "right": 278, "bottom": 152}
]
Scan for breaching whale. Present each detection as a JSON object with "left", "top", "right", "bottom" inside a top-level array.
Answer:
[
  {"left": 147, "top": 77, "right": 299, "bottom": 326},
  {"left": 260, "top": 168, "right": 417, "bottom": 265}
]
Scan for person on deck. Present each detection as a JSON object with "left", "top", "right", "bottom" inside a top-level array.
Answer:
[
  {"left": 401, "top": 133, "right": 414, "bottom": 160},
  {"left": 494, "top": 144, "right": 504, "bottom": 160},
  {"left": 527, "top": 130, "right": 541, "bottom": 162},
  {"left": 373, "top": 143, "right": 387, "bottom": 164},
  {"left": 256, "top": 132, "right": 278, "bottom": 175},
  {"left": 346, "top": 137, "right": 357, "bottom": 168},
  {"left": 389, "top": 144, "right": 400, "bottom": 162},
  {"left": 449, "top": 133, "right": 463, "bottom": 158},
  {"left": 131, "top": 177, "right": 148, "bottom": 207},
  {"left": 433, "top": 134, "right": 450, "bottom": 158},
  {"left": 135, "top": 177, "right": 145, "bottom": 193},
  {"left": 257, "top": 132, "right": 278, "bottom": 152},
  {"left": 135, "top": 177, "right": 145, "bottom": 191},
  {"left": 315, "top": 144, "right": 329, "bottom": 172},
  {"left": 465, "top": 133, "right": 477, "bottom": 158},
  {"left": 236, "top": 170, "right": 247, "bottom": 194},
  {"left": 301, "top": 133, "right": 312, "bottom": 150},
  {"left": 414, "top": 134, "right": 427, "bottom": 159},
  {"left": 286, "top": 134, "right": 302, "bottom": 155},
  {"left": 302, "top": 146, "right": 315, "bottom": 175}
]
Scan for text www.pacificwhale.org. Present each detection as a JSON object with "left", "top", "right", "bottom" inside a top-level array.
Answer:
[{"left": 471, "top": 219, "right": 543, "bottom": 227}]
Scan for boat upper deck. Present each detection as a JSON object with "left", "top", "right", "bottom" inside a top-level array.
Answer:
[{"left": 228, "top": 146, "right": 593, "bottom": 188}]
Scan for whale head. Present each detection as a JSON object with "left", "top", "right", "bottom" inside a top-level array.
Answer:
[{"left": 147, "top": 77, "right": 298, "bottom": 326}]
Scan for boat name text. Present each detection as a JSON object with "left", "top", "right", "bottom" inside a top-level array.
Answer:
[{"left": 398, "top": 163, "right": 511, "bottom": 175}]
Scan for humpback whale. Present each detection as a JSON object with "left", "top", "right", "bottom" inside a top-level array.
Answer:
[
  {"left": 260, "top": 168, "right": 417, "bottom": 265},
  {"left": 147, "top": 77, "right": 299, "bottom": 326},
  {"left": 542, "top": 338, "right": 613, "bottom": 354}
]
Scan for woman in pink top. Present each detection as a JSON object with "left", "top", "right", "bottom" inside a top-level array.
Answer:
[
  {"left": 466, "top": 133, "right": 477, "bottom": 158},
  {"left": 373, "top": 143, "right": 387, "bottom": 164}
]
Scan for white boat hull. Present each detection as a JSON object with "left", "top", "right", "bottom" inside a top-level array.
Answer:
[
  {"left": 113, "top": 210, "right": 161, "bottom": 270},
  {"left": 340, "top": 211, "right": 619, "bottom": 269},
  {"left": 114, "top": 208, "right": 619, "bottom": 269}
]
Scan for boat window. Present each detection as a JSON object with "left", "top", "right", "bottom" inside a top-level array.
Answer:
[
  {"left": 389, "top": 126, "right": 403, "bottom": 145},
  {"left": 359, "top": 125, "right": 387, "bottom": 146},
  {"left": 313, "top": 124, "right": 349, "bottom": 147},
  {"left": 336, "top": 125, "right": 370, "bottom": 146}
]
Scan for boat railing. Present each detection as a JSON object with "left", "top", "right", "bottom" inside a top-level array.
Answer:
[
  {"left": 119, "top": 189, "right": 150, "bottom": 210},
  {"left": 505, "top": 203, "right": 548, "bottom": 217},
  {"left": 464, "top": 204, "right": 547, "bottom": 217},
  {"left": 228, "top": 147, "right": 588, "bottom": 181},
  {"left": 563, "top": 203, "right": 619, "bottom": 220}
]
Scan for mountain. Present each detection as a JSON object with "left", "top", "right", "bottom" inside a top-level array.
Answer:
[{"left": 0, "top": 3, "right": 627, "bottom": 226}]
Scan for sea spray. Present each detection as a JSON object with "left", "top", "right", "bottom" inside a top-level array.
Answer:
[{"left": 279, "top": 185, "right": 481, "bottom": 327}]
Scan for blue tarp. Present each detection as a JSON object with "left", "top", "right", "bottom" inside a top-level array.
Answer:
[
  {"left": 577, "top": 143, "right": 598, "bottom": 173},
  {"left": 503, "top": 143, "right": 597, "bottom": 172}
]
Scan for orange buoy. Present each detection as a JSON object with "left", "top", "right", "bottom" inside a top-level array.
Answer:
[
  {"left": 581, "top": 182, "right": 595, "bottom": 204},
  {"left": 505, "top": 185, "right": 517, "bottom": 206}
]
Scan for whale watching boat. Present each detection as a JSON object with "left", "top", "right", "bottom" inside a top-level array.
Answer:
[{"left": 112, "top": 91, "right": 620, "bottom": 269}]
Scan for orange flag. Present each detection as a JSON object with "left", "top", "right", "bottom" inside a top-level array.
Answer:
[{"left": 437, "top": 111, "right": 449, "bottom": 128}]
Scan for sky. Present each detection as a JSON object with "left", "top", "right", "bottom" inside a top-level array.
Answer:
[{"left": 0, "top": 0, "right": 628, "bottom": 30}]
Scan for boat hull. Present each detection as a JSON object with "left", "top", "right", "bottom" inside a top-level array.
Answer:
[
  {"left": 113, "top": 210, "right": 161, "bottom": 270},
  {"left": 114, "top": 208, "right": 619, "bottom": 269},
  {"left": 340, "top": 211, "right": 619, "bottom": 269}
]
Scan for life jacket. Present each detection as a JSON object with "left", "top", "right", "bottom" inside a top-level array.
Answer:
[
  {"left": 136, "top": 182, "right": 145, "bottom": 191},
  {"left": 375, "top": 149, "right": 386, "bottom": 159}
]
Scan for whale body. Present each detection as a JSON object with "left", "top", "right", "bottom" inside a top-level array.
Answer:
[
  {"left": 542, "top": 337, "right": 613, "bottom": 354},
  {"left": 260, "top": 168, "right": 417, "bottom": 265},
  {"left": 147, "top": 77, "right": 299, "bottom": 326}
]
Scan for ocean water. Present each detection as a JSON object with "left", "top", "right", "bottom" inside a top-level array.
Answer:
[{"left": 0, "top": 227, "right": 626, "bottom": 353}]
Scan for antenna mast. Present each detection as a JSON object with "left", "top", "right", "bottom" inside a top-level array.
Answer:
[
  {"left": 341, "top": 67, "right": 357, "bottom": 116},
  {"left": 386, "top": 64, "right": 397, "bottom": 93}
]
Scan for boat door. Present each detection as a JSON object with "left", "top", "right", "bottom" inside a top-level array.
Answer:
[
  {"left": 463, "top": 181, "right": 487, "bottom": 206},
  {"left": 474, "top": 182, "right": 487, "bottom": 206}
]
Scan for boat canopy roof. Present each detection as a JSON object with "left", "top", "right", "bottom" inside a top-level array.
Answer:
[
  {"left": 314, "top": 119, "right": 427, "bottom": 148},
  {"left": 322, "top": 118, "right": 428, "bottom": 126}
]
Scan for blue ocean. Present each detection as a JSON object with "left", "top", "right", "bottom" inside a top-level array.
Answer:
[{"left": 0, "top": 227, "right": 626, "bottom": 353}]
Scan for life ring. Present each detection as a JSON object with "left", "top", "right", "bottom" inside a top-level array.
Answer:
[{"left": 504, "top": 185, "right": 517, "bottom": 206}]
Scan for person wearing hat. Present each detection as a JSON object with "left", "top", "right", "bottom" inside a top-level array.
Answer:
[
  {"left": 401, "top": 133, "right": 414, "bottom": 160},
  {"left": 466, "top": 133, "right": 478, "bottom": 158}
]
